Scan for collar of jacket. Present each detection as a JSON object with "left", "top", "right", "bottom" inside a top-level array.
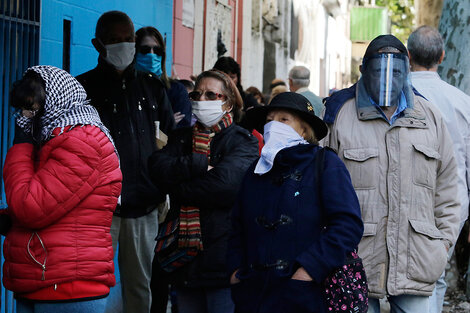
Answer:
[
  {"left": 274, "top": 143, "right": 319, "bottom": 169},
  {"left": 354, "top": 88, "right": 427, "bottom": 128},
  {"left": 96, "top": 56, "right": 137, "bottom": 82},
  {"left": 355, "top": 104, "right": 428, "bottom": 129}
]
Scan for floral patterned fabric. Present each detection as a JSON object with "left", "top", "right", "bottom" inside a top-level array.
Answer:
[{"left": 324, "top": 251, "right": 369, "bottom": 312}]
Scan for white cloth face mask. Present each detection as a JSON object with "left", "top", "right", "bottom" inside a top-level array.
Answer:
[
  {"left": 254, "top": 121, "right": 308, "bottom": 175},
  {"left": 104, "top": 42, "right": 136, "bottom": 71},
  {"left": 191, "top": 100, "right": 226, "bottom": 128}
]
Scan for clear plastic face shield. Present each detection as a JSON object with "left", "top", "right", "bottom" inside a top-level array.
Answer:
[{"left": 362, "top": 53, "right": 410, "bottom": 107}]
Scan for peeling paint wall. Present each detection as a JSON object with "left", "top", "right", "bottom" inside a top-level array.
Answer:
[{"left": 438, "top": 0, "right": 470, "bottom": 94}]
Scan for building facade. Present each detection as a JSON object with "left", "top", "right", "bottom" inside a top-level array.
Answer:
[
  {"left": 172, "top": 0, "right": 243, "bottom": 80},
  {"left": 172, "top": 0, "right": 353, "bottom": 97}
]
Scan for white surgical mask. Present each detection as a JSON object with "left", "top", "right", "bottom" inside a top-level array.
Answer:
[
  {"left": 254, "top": 121, "right": 308, "bottom": 175},
  {"left": 191, "top": 100, "right": 226, "bottom": 128},
  {"left": 104, "top": 42, "right": 136, "bottom": 71}
]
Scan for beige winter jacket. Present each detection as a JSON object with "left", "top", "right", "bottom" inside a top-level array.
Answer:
[{"left": 323, "top": 92, "right": 460, "bottom": 298}]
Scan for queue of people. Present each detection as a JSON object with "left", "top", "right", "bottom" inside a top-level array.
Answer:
[{"left": 1, "top": 8, "right": 469, "bottom": 313}]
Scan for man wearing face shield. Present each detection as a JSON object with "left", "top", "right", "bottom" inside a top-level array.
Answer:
[
  {"left": 76, "top": 10, "right": 175, "bottom": 313},
  {"left": 357, "top": 46, "right": 414, "bottom": 123},
  {"left": 322, "top": 35, "right": 460, "bottom": 312}
]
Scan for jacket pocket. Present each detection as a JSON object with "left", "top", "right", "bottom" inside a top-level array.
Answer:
[
  {"left": 412, "top": 144, "right": 440, "bottom": 190},
  {"left": 231, "top": 280, "right": 247, "bottom": 311},
  {"left": 359, "top": 223, "right": 377, "bottom": 266},
  {"left": 281, "top": 279, "right": 323, "bottom": 313},
  {"left": 407, "top": 219, "right": 447, "bottom": 283},
  {"left": 343, "top": 148, "right": 378, "bottom": 190}
]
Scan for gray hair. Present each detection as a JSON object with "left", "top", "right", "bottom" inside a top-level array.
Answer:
[
  {"left": 289, "top": 66, "right": 310, "bottom": 87},
  {"left": 408, "top": 26, "right": 444, "bottom": 69}
]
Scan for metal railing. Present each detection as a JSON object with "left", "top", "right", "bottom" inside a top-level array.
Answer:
[{"left": 0, "top": 1, "right": 40, "bottom": 312}]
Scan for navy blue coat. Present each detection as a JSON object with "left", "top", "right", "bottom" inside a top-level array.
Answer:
[{"left": 228, "top": 144, "right": 364, "bottom": 313}]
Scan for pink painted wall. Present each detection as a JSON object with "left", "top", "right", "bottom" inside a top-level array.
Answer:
[
  {"left": 228, "top": 0, "right": 244, "bottom": 66},
  {"left": 236, "top": 0, "right": 243, "bottom": 64},
  {"left": 229, "top": 0, "right": 236, "bottom": 57},
  {"left": 172, "top": 0, "right": 195, "bottom": 79},
  {"left": 172, "top": 0, "right": 244, "bottom": 79}
]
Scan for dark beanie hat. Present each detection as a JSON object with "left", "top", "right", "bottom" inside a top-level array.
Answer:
[{"left": 364, "top": 34, "right": 408, "bottom": 59}]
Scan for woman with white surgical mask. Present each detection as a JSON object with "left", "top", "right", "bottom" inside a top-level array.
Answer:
[
  {"left": 148, "top": 70, "right": 259, "bottom": 313},
  {"left": 189, "top": 74, "right": 235, "bottom": 128},
  {"left": 228, "top": 93, "right": 365, "bottom": 313}
]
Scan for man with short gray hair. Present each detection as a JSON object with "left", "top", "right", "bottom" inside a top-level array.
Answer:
[
  {"left": 408, "top": 25, "right": 470, "bottom": 313},
  {"left": 288, "top": 65, "right": 323, "bottom": 116}
]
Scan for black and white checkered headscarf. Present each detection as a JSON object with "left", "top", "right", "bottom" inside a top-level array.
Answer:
[{"left": 16, "top": 66, "right": 116, "bottom": 152}]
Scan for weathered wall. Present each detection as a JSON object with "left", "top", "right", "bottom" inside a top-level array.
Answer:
[
  {"left": 40, "top": 0, "right": 173, "bottom": 76},
  {"left": 240, "top": 0, "right": 265, "bottom": 91},
  {"left": 291, "top": 0, "right": 351, "bottom": 96},
  {"left": 438, "top": 0, "right": 470, "bottom": 94},
  {"left": 173, "top": 0, "right": 195, "bottom": 79},
  {"left": 261, "top": 0, "right": 291, "bottom": 93}
]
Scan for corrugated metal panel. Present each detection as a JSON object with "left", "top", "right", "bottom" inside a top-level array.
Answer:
[
  {"left": 350, "top": 6, "right": 388, "bottom": 42},
  {"left": 0, "top": 1, "right": 40, "bottom": 311}
]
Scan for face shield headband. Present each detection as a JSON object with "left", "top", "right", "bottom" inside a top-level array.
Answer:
[{"left": 358, "top": 53, "right": 413, "bottom": 109}]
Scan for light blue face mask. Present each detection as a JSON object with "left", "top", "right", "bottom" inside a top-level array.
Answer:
[
  {"left": 135, "top": 52, "right": 163, "bottom": 77},
  {"left": 254, "top": 121, "right": 308, "bottom": 175}
]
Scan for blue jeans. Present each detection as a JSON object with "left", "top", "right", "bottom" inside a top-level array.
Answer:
[
  {"left": 368, "top": 295, "right": 429, "bottom": 313},
  {"left": 16, "top": 297, "right": 107, "bottom": 313},
  {"left": 176, "top": 286, "right": 235, "bottom": 313},
  {"left": 429, "top": 270, "right": 446, "bottom": 313}
]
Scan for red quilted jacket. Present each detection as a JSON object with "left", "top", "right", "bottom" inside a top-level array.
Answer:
[{"left": 2, "top": 125, "right": 122, "bottom": 294}]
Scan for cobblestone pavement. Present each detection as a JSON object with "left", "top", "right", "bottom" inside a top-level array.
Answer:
[
  {"left": 376, "top": 289, "right": 470, "bottom": 313},
  {"left": 443, "top": 289, "right": 470, "bottom": 313}
]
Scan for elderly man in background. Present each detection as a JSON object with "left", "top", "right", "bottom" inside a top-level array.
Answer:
[
  {"left": 408, "top": 25, "right": 470, "bottom": 313},
  {"left": 288, "top": 65, "right": 323, "bottom": 116}
]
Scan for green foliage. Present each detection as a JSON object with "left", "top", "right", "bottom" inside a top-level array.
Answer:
[{"left": 376, "top": 0, "right": 415, "bottom": 43}]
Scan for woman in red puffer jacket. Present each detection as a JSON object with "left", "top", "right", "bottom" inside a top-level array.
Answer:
[{"left": 2, "top": 66, "right": 122, "bottom": 313}]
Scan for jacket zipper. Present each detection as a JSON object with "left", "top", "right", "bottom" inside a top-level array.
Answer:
[
  {"left": 27, "top": 232, "right": 48, "bottom": 281},
  {"left": 122, "top": 78, "right": 136, "bottom": 137}
]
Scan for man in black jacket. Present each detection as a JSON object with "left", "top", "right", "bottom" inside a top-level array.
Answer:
[{"left": 76, "top": 11, "right": 174, "bottom": 313}]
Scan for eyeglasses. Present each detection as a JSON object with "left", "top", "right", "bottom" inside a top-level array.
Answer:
[
  {"left": 188, "top": 90, "right": 226, "bottom": 101},
  {"left": 139, "top": 45, "right": 165, "bottom": 56}
]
